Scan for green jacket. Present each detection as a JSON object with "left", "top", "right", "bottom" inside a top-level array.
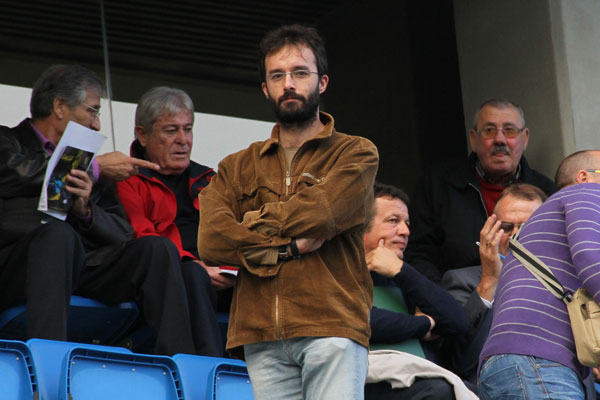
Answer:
[{"left": 198, "top": 112, "right": 378, "bottom": 351}]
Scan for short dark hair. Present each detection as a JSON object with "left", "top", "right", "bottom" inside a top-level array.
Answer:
[
  {"left": 30, "top": 64, "right": 104, "bottom": 120},
  {"left": 258, "top": 24, "right": 328, "bottom": 81},
  {"left": 554, "top": 150, "right": 600, "bottom": 189},
  {"left": 365, "top": 182, "right": 410, "bottom": 232},
  {"left": 374, "top": 181, "right": 410, "bottom": 207},
  {"left": 494, "top": 183, "right": 547, "bottom": 213}
]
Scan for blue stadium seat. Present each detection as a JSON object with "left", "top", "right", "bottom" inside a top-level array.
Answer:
[
  {"left": 0, "top": 339, "right": 39, "bottom": 400},
  {"left": 60, "top": 347, "right": 184, "bottom": 400},
  {"left": 27, "top": 339, "right": 132, "bottom": 400},
  {"left": 0, "top": 295, "right": 138, "bottom": 346},
  {"left": 28, "top": 339, "right": 184, "bottom": 400},
  {"left": 173, "top": 353, "right": 254, "bottom": 400}
]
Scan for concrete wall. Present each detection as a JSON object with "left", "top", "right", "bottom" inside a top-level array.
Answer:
[{"left": 555, "top": 0, "right": 600, "bottom": 152}]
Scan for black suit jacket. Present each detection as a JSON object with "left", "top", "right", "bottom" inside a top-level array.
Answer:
[
  {"left": 0, "top": 118, "right": 133, "bottom": 264},
  {"left": 441, "top": 266, "right": 493, "bottom": 383}
]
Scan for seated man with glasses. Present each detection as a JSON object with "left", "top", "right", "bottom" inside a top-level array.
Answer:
[
  {"left": 440, "top": 183, "right": 546, "bottom": 383},
  {"left": 0, "top": 64, "right": 221, "bottom": 357},
  {"left": 404, "top": 98, "right": 555, "bottom": 283}
]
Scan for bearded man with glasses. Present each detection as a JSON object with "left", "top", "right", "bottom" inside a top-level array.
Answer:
[
  {"left": 404, "top": 99, "right": 555, "bottom": 284},
  {"left": 198, "top": 24, "right": 378, "bottom": 400}
]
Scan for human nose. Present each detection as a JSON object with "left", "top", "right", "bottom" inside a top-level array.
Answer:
[
  {"left": 398, "top": 221, "right": 410, "bottom": 236},
  {"left": 174, "top": 128, "right": 188, "bottom": 143},
  {"left": 282, "top": 73, "right": 297, "bottom": 89},
  {"left": 493, "top": 128, "right": 508, "bottom": 143},
  {"left": 90, "top": 116, "right": 100, "bottom": 131}
]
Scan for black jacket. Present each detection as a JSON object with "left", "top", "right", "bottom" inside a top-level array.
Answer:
[
  {"left": 404, "top": 153, "right": 555, "bottom": 282},
  {"left": 0, "top": 119, "right": 133, "bottom": 265},
  {"left": 370, "top": 263, "right": 469, "bottom": 343}
]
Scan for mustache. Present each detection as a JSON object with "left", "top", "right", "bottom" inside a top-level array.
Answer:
[
  {"left": 278, "top": 91, "right": 305, "bottom": 104},
  {"left": 491, "top": 144, "right": 511, "bottom": 156}
]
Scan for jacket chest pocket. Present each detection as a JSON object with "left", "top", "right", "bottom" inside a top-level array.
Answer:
[
  {"left": 236, "top": 176, "right": 282, "bottom": 216},
  {"left": 296, "top": 172, "right": 321, "bottom": 191}
]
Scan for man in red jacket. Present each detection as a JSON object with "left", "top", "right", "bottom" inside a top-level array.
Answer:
[{"left": 116, "top": 86, "right": 234, "bottom": 312}]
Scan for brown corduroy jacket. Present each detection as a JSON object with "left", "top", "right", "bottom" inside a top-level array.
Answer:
[{"left": 198, "top": 112, "right": 378, "bottom": 351}]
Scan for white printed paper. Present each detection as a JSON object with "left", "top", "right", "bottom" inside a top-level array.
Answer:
[{"left": 38, "top": 121, "right": 106, "bottom": 220}]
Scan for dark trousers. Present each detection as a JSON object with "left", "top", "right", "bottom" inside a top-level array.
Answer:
[
  {"left": 0, "top": 220, "right": 86, "bottom": 340},
  {"left": 0, "top": 220, "right": 223, "bottom": 357},
  {"left": 365, "top": 378, "right": 455, "bottom": 400}
]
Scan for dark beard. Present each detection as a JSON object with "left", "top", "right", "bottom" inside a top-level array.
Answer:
[{"left": 270, "top": 86, "right": 320, "bottom": 128}]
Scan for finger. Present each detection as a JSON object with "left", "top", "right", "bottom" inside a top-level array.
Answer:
[
  {"left": 378, "top": 238, "right": 385, "bottom": 247},
  {"left": 482, "top": 220, "right": 502, "bottom": 245},
  {"left": 130, "top": 157, "right": 160, "bottom": 171},
  {"left": 64, "top": 180, "right": 91, "bottom": 195},
  {"left": 492, "top": 228, "right": 503, "bottom": 245},
  {"left": 481, "top": 214, "right": 498, "bottom": 236}
]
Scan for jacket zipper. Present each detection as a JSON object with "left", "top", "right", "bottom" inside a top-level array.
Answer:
[
  {"left": 277, "top": 145, "right": 300, "bottom": 339},
  {"left": 468, "top": 182, "right": 489, "bottom": 217}
]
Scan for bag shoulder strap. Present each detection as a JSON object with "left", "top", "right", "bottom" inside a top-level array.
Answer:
[{"left": 508, "top": 237, "right": 573, "bottom": 304}]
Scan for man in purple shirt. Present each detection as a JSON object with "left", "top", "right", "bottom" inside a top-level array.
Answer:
[
  {"left": 0, "top": 64, "right": 222, "bottom": 356},
  {"left": 478, "top": 150, "right": 600, "bottom": 399}
]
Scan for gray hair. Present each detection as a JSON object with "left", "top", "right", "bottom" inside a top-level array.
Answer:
[
  {"left": 472, "top": 98, "right": 526, "bottom": 129},
  {"left": 135, "top": 86, "right": 195, "bottom": 133},
  {"left": 30, "top": 64, "right": 104, "bottom": 120}
]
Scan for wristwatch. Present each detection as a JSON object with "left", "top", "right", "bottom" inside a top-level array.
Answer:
[{"left": 278, "top": 245, "right": 291, "bottom": 260}]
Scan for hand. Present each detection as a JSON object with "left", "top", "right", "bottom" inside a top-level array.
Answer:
[
  {"left": 477, "top": 214, "right": 503, "bottom": 301},
  {"left": 194, "top": 260, "right": 236, "bottom": 291},
  {"left": 295, "top": 238, "right": 325, "bottom": 254},
  {"left": 96, "top": 151, "right": 160, "bottom": 181},
  {"left": 365, "top": 239, "right": 403, "bottom": 278},
  {"left": 593, "top": 367, "right": 600, "bottom": 383},
  {"left": 415, "top": 306, "right": 438, "bottom": 341},
  {"left": 65, "top": 169, "right": 93, "bottom": 217}
]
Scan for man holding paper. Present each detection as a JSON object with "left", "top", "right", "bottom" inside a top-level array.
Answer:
[{"left": 0, "top": 64, "right": 222, "bottom": 357}]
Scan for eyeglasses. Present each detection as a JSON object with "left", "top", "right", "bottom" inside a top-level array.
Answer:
[
  {"left": 475, "top": 125, "right": 524, "bottom": 139},
  {"left": 81, "top": 103, "right": 101, "bottom": 119},
  {"left": 586, "top": 170, "right": 600, "bottom": 174},
  {"left": 499, "top": 221, "right": 522, "bottom": 233},
  {"left": 267, "top": 70, "right": 319, "bottom": 83}
]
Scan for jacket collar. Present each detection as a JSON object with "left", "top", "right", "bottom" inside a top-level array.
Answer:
[
  {"left": 258, "top": 112, "right": 335, "bottom": 157},
  {"left": 448, "top": 152, "right": 531, "bottom": 190}
]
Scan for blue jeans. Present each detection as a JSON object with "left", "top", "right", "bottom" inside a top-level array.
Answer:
[
  {"left": 244, "top": 337, "right": 368, "bottom": 400},
  {"left": 479, "top": 354, "right": 585, "bottom": 400}
]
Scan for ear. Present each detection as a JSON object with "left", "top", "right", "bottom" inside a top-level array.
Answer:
[
  {"left": 318, "top": 74, "right": 329, "bottom": 94},
  {"left": 576, "top": 170, "right": 589, "bottom": 184},
  {"left": 468, "top": 129, "right": 477, "bottom": 149},
  {"left": 53, "top": 98, "right": 66, "bottom": 119},
  {"left": 522, "top": 128, "right": 530, "bottom": 150},
  {"left": 261, "top": 82, "right": 270, "bottom": 99},
  {"left": 135, "top": 126, "right": 148, "bottom": 147}
]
